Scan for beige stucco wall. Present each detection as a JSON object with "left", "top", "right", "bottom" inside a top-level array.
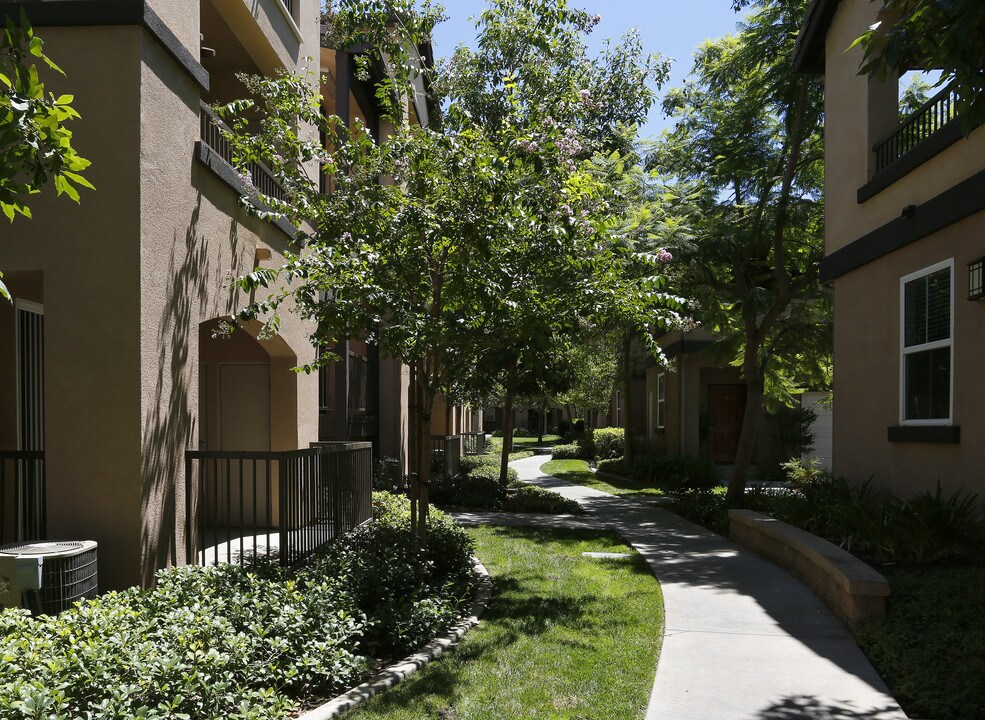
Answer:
[
  {"left": 0, "top": 4, "right": 324, "bottom": 589},
  {"left": 831, "top": 213, "right": 985, "bottom": 497},
  {"left": 824, "top": 0, "right": 985, "bottom": 253}
]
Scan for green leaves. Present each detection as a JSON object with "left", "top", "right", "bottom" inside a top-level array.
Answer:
[{"left": 0, "top": 12, "right": 92, "bottom": 235}]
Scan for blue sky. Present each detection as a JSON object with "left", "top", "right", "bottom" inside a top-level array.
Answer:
[{"left": 430, "top": 1, "right": 748, "bottom": 138}]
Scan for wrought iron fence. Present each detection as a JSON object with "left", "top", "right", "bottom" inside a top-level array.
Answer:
[
  {"left": 199, "top": 102, "right": 288, "bottom": 205},
  {"left": 0, "top": 451, "right": 46, "bottom": 544},
  {"left": 461, "top": 432, "right": 486, "bottom": 456},
  {"left": 874, "top": 83, "right": 958, "bottom": 173},
  {"left": 185, "top": 443, "right": 372, "bottom": 568}
]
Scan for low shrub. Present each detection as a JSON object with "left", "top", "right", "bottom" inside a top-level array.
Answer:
[
  {"left": 373, "top": 455, "right": 403, "bottom": 492},
  {"left": 572, "top": 418, "right": 586, "bottom": 433},
  {"left": 513, "top": 427, "right": 532, "bottom": 438},
  {"left": 0, "top": 493, "right": 478, "bottom": 720},
  {"left": 314, "top": 492, "right": 477, "bottom": 657},
  {"left": 857, "top": 565, "right": 985, "bottom": 720},
  {"left": 551, "top": 442, "right": 586, "bottom": 460},
  {"left": 504, "top": 484, "right": 585, "bottom": 515},
  {"left": 598, "top": 454, "right": 718, "bottom": 493},
  {"left": 667, "top": 488, "right": 729, "bottom": 535},
  {"left": 592, "top": 427, "right": 625, "bottom": 460},
  {"left": 0, "top": 565, "right": 368, "bottom": 719}
]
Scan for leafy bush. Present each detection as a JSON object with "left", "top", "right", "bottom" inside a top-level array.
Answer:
[
  {"left": 0, "top": 562, "right": 368, "bottom": 719},
  {"left": 551, "top": 442, "right": 590, "bottom": 460},
  {"left": 373, "top": 455, "right": 403, "bottom": 492},
  {"left": 598, "top": 454, "right": 718, "bottom": 493},
  {"left": 667, "top": 488, "right": 729, "bottom": 535},
  {"left": 592, "top": 427, "right": 624, "bottom": 460},
  {"left": 857, "top": 565, "right": 985, "bottom": 720},
  {"left": 491, "top": 429, "right": 504, "bottom": 437},
  {"left": 429, "top": 464, "right": 513, "bottom": 510},
  {"left": 504, "top": 484, "right": 585, "bottom": 515},
  {"left": 572, "top": 418, "right": 586, "bottom": 433},
  {"left": 513, "top": 427, "right": 532, "bottom": 438},
  {"left": 557, "top": 419, "right": 570, "bottom": 436},
  {"left": 0, "top": 493, "right": 479, "bottom": 719}
]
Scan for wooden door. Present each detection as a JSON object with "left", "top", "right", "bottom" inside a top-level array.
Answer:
[{"left": 707, "top": 384, "right": 746, "bottom": 463}]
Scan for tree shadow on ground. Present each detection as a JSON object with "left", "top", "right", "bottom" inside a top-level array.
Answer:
[{"left": 755, "top": 695, "right": 907, "bottom": 719}]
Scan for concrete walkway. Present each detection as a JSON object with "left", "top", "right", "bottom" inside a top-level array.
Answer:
[{"left": 504, "top": 455, "right": 908, "bottom": 720}]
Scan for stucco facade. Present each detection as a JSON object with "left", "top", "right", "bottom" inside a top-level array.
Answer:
[
  {"left": 0, "top": 0, "right": 386, "bottom": 589},
  {"left": 796, "top": 0, "right": 985, "bottom": 497}
]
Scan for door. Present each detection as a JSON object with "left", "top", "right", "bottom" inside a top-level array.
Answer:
[{"left": 707, "top": 384, "right": 746, "bottom": 463}]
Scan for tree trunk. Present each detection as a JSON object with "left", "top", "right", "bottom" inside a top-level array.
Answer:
[
  {"left": 725, "top": 335, "right": 766, "bottom": 506},
  {"left": 409, "top": 362, "right": 434, "bottom": 542},
  {"left": 499, "top": 391, "right": 515, "bottom": 485},
  {"left": 622, "top": 332, "right": 634, "bottom": 463}
]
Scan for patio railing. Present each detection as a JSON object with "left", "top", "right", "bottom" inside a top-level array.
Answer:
[
  {"left": 200, "top": 101, "right": 288, "bottom": 205},
  {"left": 874, "top": 83, "right": 959, "bottom": 173},
  {"left": 461, "top": 432, "right": 486, "bottom": 456},
  {"left": 185, "top": 442, "right": 372, "bottom": 567},
  {"left": 430, "top": 435, "right": 463, "bottom": 476},
  {"left": 0, "top": 451, "right": 46, "bottom": 544}
]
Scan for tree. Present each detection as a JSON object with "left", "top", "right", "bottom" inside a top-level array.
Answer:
[
  {"left": 441, "top": 0, "right": 678, "bottom": 478},
  {"left": 218, "top": 0, "right": 683, "bottom": 537},
  {"left": 656, "top": 0, "right": 830, "bottom": 505},
  {"left": 0, "top": 10, "right": 92, "bottom": 299},
  {"left": 853, "top": 0, "right": 985, "bottom": 128}
]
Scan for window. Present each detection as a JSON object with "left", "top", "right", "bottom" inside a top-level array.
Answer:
[
  {"left": 901, "top": 260, "right": 952, "bottom": 423},
  {"left": 348, "top": 353, "right": 369, "bottom": 412},
  {"left": 657, "top": 373, "right": 666, "bottom": 430}
]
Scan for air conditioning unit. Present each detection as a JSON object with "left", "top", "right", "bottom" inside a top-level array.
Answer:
[{"left": 0, "top": 541, "right": 98, "bottom": 614}]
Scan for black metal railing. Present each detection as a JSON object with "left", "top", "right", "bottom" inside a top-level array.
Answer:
[
  {"left": 874, "top": 83, "right": 959, "bottom": 173},
  {"left": 279, "top": 0, "right": 295, "bottom": 17},
  {"left": 199, "top": 102, "right": 288, "bottom": 205},
  {"left": 430, "top": 435, "right": 463, "bottom": 476},
  {"left": 0, "top": 451, "right": 46, "bottom": 544},
  {"left": 461, "top": 432, "right": 486, "bottom": 456},
  {"left": 185, "top": 443, "right": 372, "bottom": 568}
]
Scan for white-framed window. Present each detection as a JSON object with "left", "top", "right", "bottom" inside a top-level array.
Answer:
[
  {"left": 900, "top": 259, "right": 953, "bottom": 424},
  {"left": 657, "top": 372, "right": 666, "bottom": 430}
]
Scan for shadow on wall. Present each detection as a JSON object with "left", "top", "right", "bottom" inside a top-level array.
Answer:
[{"left": 139, "top": 196, "right": 246, "bottom": 585}]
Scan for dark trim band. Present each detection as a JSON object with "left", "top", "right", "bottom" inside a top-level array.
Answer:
[
  {"left": 858, "top": 122, "right": 967, "bottom": 203},
  {"left": 195, "top": 142, "right": 298, "bottom": 242},
  {"left": 820, "top": 168, "right": 985, "bottom": 281},
  {"left": 887, "top": 425, "right": 960, "bottom": 444},
  {"left": 3, "top": 1, "right": 209, "bottom": 92}
]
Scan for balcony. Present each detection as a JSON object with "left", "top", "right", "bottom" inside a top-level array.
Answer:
[
  {"left": 196, "top": 102, "right": 297, "bottom": 238},
  {"left": 861, "top": 83, "right": 963, "bottom": 201}
]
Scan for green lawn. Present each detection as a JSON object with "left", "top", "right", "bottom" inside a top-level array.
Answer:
[
  {"left": 541, "top": 458, "right": 665, "bottom": 497},
  {"left": 344, "top": 526, "right": 664, "bottom": 720},
  {"left": 489, "top": 434, "right": 560, "bottom": 453}
]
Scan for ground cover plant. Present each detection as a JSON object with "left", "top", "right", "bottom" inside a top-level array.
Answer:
[
  {"left": 344, "top": 525, "right": 664, "bottom": 720},
  {"left": 857, "top": 564, "right": 985, "bottom": 720},
  {"left": 0, "top": 493, "right": 478, "bottom": 719},
  {"left": 542, "top": 458, "right": 664, "bottom": 498},
  {"left": 430, "top": 454, "right": 582, "bottom": 514},
  {"left": 597, "top": 454, "right": 719, "bottom": 494}
]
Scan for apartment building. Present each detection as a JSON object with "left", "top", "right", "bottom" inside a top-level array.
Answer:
[
  {"left": 795, "top": 0, "right": 985, "bottom": 497},
  {"left": 0, "top": 0, "right": 434, "bottom": 589}
]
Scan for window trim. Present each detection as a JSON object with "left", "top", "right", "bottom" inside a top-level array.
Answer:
[
  {"left": 899, "top": 258, "right": 954, "bottom": 426},
  {"left": 656, "top": 372, "right": 666, "bottom": 430}
]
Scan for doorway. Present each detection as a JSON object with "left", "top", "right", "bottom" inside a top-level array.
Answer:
[{"left": 707, "top": 384, "right": 746, "bottom": 463}]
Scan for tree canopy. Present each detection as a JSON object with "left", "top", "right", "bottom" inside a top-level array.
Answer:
[
  {"left": 655, "top": 0, "right": 830, "bottom": 503},
  {"left": 853, "top": 0, "right": 985, "bottom": 128},
  {"left": 219, "top": 0, "right": 684, "bottom": 533}
]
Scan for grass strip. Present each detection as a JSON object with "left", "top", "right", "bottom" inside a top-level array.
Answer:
[
  {"left": 541, "top": 458, "right": 665, "bottom": 497},
  {"left": 344, "top": 526, "right": 664, "bottom": 720}
]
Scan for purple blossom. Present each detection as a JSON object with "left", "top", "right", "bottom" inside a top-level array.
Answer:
[
  {"left": 578, "top": 88, "right": 591, "bottom": 103},
  {"left": 658, "top": 249, "right": 674, "bottom": 263}
]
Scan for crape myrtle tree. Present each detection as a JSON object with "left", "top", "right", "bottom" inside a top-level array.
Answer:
[
  {"left": 441, "top": 0, "right": 680, "bottom": 479},
  {"left": 853, "top": 0, "right": 985, "bottom": 129},
  {"left": 217, "top": 0, "right": 683, "bottom": 537},
  {"left": 0, "top": 11, "right": 92, "bottom": 300},
  {"left": 654, "top": 0, "right": 830, "bottom": 505}
]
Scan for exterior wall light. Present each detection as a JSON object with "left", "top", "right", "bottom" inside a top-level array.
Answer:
[{"left": 969, "top": 257, "right": 985, "bottom": 300}]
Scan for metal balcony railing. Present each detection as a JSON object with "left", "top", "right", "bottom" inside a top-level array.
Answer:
[
  {"left": 185, "top": 443, "right": 372, "bottom": 568},
  {"left": 0, "top": 451, "right": 46, "bottom": 544},
  {"left": 199, "top": 101, "right": 288, "bottom": 205},
  {"left": 874, "top": 83, "right": 959, "bottom": 173}
]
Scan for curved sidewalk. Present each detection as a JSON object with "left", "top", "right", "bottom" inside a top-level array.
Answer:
[{"left": 509, "top": 455, "right": 908, "bottom": 720}]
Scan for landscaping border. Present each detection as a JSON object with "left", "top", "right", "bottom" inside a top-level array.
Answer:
[
  {"left": 729, "top": 509, "right": 890, "bottom": 631},
  {"left": 298, "top": 559, "right": 493, "bottom": 719}
]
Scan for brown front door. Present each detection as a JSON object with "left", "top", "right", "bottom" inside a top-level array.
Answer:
[{"left": 707, "top": 384, "right": 746, "bottom": 463}]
